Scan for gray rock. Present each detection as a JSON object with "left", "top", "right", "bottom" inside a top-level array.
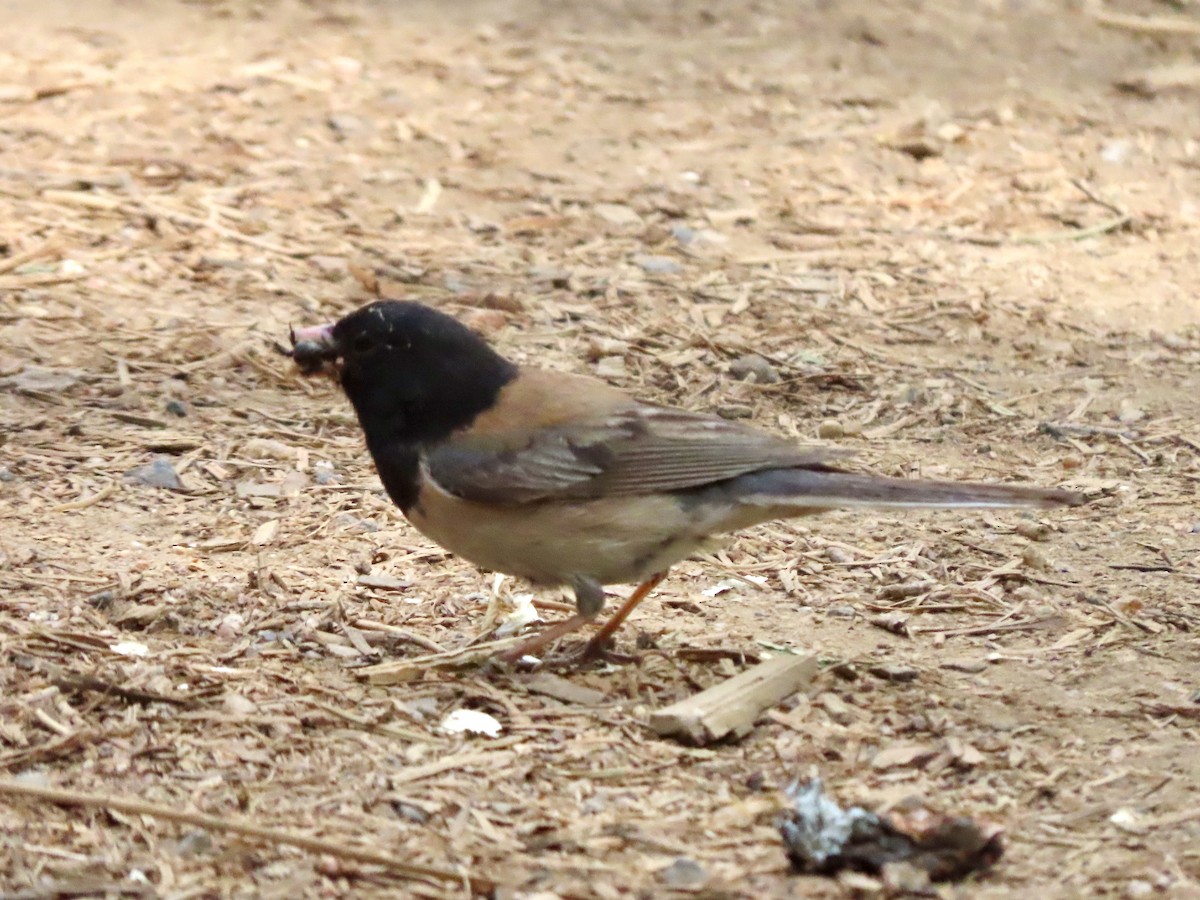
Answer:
[
  {"left": 634, "top": 255, "right": 681, "bottom": 274},
  {"left": 658, "top": 858, "right": 707, "bottom": 887},
  {"left": 672, "top": 225, "right": 698, "bottom": 244},
  {"left": 125, "top": 456, "right": 184, "bottom": 491},
  {"left": 313, "top": 462, "right": 340, "bottom": 485},
  {"left": 334, "top": 513, "right": 380, "bottom": 533},
  {"left": 868, "top": 664, "right": 919, "bottom": 683},
  {"left": 392, "top": 801, "right": 430, "bottom": 824},
  {"left": 173, "top": 829, "right": 212, "bottom": 858},
  {"left": 729, "top": 353, "right": 781, "bottom": 384},
  {"left": 1, "top": 366, "right": 82, "bottom": 395}
]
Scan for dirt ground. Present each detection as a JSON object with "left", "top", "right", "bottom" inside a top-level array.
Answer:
[{"left": 2, "top": 0, "right": 1199, "bottom": 896}]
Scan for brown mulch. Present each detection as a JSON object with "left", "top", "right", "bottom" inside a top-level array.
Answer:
[{"left": 2, "top": 1, "right": 1198, "bottom": 897}]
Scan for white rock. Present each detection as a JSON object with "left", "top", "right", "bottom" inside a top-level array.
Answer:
[{"left": 440, "top": 709, "right": 503, "bottom": 738}]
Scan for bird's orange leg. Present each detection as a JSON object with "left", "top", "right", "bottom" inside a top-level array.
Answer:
[
  {"left": 495, "top": 571, "right": 668, "bottom": 666},
  {"left": 580, "top": 570, "right": 667, "bottom": 660}
]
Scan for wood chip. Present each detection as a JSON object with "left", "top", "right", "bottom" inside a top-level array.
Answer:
[
  {"left": 649, "top": 654, "right": 819, "bottom": 744},
  {"left": 870, "top": 742, "right": 939, "bottom": 771},
  {"left": 521, "top": 673, "right": 607, "bottom": 705},
  {"left": 251, "top": 519, "right": 279, "bottom": 546}
]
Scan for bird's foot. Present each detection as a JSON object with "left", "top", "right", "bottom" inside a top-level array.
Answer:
[
  {"left": 574, "top": 637, "right": 640, "bottom": 666},
  {"left": 488, "top": 640, "right": 640, "bottom": 670}
]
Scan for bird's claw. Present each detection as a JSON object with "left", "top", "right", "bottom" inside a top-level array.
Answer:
[{"left": 575, "top": 639, "right": 640, "bottom": 666}]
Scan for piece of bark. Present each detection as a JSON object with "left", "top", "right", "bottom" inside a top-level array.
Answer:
[
  {"left": 649, "top": 653, "right": 819, "bottom": 744},
  {"left": 522, "top": 673, "right": 607, "bottom": 705}
]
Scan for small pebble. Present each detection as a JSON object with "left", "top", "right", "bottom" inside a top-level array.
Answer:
[
  {"left": 313, "top": 462, "right": 340, "bottom": 485},
  {"left": 1116, "top": 399, "right": 1144, "bottom": 424},
  {"left": 215, "top": 612, "right": 245, "bottom": 641},
  {"left": 0, "top": 467, "right": 15, "bottom": 482},
  {"left": 817, "top": 419, "right": 844, "bottom": 439},
  {"left": 830, "top": 662, "right": 859, "bottom": 681},
  {"left": 671, "top": 225, "right": 698, "bottom": 245},
  {"left": 223, "top": 693, "right": 256, "bottom": 717},
  {"left": 1014, "top": 521, "right": 1050, "bottom": 541},
  {"left": 658, "top": 858, "right": 707, "bottom": 888},
  {"left": 868, "top": 664, "right": 919, "bottom": 683},
  {"left": 124, "top": 456, "right": 184, "bottom": 491},
  {"left": 334, "top": 513, "right": 380, "bottom": 533},
  {"left": 392, "top": 801, "right": 430, "bottom": 824},
  {"left": 633, "top": 255, "right": 681, "bottom": 274},
  {"left": 729, "top": 353, "right": 780, "bottom": 384},
  {"left": 717, "top": 404, "right": 754, "bottom": 419},
  {"left": 165, "top": 399, "right": 187, "bottom": 417},
  {"left": 87, "top": 589, "right": 117, "bottom": 610},
  {"left": 1022, "top": 546, "right": 1050, "bottom": 571},
  {"left": 1100, "top": 139, "right": 1132, "bottom": 164},
  {"left": 826, "top": 546, "right": 851, "bottom": 564},
  {"left": 173, "top": 830, "right": 213, "bottom": 858},
  {"left": 242, "top": 438, "right": 292, "bottom": 461},
  {"left": 827, "top": 605, "right": 857, "bottom": 618},
  {"left": 12, "top": 769, "right": 51, "bottom": 789}
]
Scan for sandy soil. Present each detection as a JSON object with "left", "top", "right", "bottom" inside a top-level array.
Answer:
[{"left": 1, "top": 0, "right": 1198, "bottom": 897}]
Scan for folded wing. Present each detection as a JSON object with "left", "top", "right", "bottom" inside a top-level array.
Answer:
[{"left": 426, "top": 404, "right": 846, "bottom": 504}]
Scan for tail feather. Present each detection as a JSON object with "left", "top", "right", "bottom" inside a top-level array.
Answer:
[{"left": 737, "top": 468, "right": 1081, "bottom": 511}]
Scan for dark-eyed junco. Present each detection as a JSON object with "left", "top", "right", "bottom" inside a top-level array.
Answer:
[{"left": 290, "top": 300, "right": 1080, "bottom": 663}]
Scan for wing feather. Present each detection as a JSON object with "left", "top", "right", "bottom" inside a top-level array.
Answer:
[{"left": 425, "top": 404, "right": 846, "bottom": 504}]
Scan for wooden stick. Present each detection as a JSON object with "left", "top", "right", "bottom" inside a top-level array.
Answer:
[
  {"left": 357, "top": 636, "right": 525, "bottom": 684},
  {"left": 649, "top": 653, "right": 819, "bottom": 744},
  {"left": 0, "top": 779, "right": 497, "bottom": 894},
  {"left": 1093, "top": 10, "right": 1200, "bottom": 38},
  {"left": 50, "top": 482, "right": 117, "bottom": 513},
  {"left": 1008, "top": 214, "right": 1131, "bottom": 245}
]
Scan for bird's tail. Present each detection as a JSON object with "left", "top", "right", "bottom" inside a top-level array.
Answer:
[{"left": 734, "top": 467, "right": 1081, "bottom": 511}]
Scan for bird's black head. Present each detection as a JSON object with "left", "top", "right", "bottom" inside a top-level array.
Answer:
[{"left": 291, "top": 300, "right": 518, "bottom": 447}]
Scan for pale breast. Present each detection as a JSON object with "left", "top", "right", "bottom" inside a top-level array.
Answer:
[{"left": 406, "top": 469, "right": 711, "bottom": 587}]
